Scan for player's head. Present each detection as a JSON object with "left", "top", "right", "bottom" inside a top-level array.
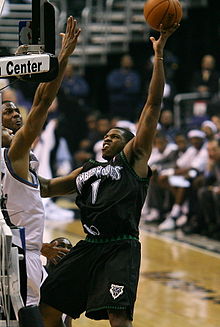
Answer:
[
  {"left": 102, "top": 127, "right": 135, "bottom": 160},
  {"left": 2, "top": 101, "right": 23, "bottom": 133}
]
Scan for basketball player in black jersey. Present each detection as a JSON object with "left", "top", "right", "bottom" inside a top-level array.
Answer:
[{"left": 39, "top": 23, "right": 179, "bottom": 327}]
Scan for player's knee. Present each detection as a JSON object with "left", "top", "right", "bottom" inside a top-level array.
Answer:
[{"left": 39, "top": 302, "right": 62, "bottom": 326}]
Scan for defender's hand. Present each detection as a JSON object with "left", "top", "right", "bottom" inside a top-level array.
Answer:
[
  {"left": 41, "top": 241, "right": 70, "bottom": 264},
  {"left": 59, "top": 16, "right": 81, "bottom": 58}
]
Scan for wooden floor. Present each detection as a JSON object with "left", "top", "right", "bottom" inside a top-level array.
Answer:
[{"left": 43, "top": 219, "right": 220, "bottom": 327}]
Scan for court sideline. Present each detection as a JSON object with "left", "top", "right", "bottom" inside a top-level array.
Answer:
[{"left": 43, "top": 217, "right": 220, "bottom": 327}]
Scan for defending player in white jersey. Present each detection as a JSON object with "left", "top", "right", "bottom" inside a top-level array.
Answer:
[{"left": 1, "top": 16, "right": 80, "bottom": 306}]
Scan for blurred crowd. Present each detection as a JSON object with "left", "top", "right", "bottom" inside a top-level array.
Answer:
[{"left": 1, "top": 3, "right": 220, "bottom": 240}]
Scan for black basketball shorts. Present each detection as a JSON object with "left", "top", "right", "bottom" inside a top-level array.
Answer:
[{"left": 40, "top": 238, "right": 141, "bottom": 320}]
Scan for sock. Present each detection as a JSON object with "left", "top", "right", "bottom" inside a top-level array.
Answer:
[
  {"left": 181, "top": 201, "right": 189, "bottom": 215},
  {"left": 170, "top": 204, "right": 181, "bottom": 218}
]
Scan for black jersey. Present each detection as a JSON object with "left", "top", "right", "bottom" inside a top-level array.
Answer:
[{"left": 75, "top": 151, "right": 151, "bottom": 239}]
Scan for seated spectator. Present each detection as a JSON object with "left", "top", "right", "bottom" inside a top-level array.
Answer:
[
  {"left": 183, "top": 138, "right": 220, "bottom": 239},
  {"left": 201, "top": 120, "right": 218, "bottom": 140},
  {"left": 142, "top": 131, "right": 178, "bottom": 222},
  {"left": 210, "top": 112, "right": 220, "bottom": 139},
  {"left": 148, "top": 131, "right": 178, "bottom": 169},
  {"left": 159, "top": 109, "right": 179, "bottom": 142},
  {"left": 157, "top": 129, "right": 208, "bottom": 231}
]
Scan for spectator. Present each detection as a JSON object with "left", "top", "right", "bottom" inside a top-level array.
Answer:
[
  {"left": 148, "top": 131, "right": 178, "bottom": 169},
  {"left": 143, "top": 131, "right": 186, "bottom": 222},
  {"left": 158, "top": 129, "right": 208, "bottom": 231},
  {"left": 183, "top": 138, "right": 220, "bottom": 238},
  {"left": 58, "top": 63, "right": 90, "bottom": 112},
  {"left": 201, "top": 120, "right": 218, "bottom": 140},
  {"left": 190, "top": 54, "right": 220, "bottom": 96},
  {"left": 159, "top": 109, "right": 179, "bottom": 142},
  {"left": 106, "top": 54, "right": 141, "bottom": 122},
  {"left": 33, "top": 99, "right": 74, "bottom": 222}
]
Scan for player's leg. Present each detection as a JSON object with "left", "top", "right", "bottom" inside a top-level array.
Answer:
[
  {"left": 108, "top": 309, "right": 133, "bottom": 327},
  {"left": 25, "top": 251, "right": 43, "bottom": 305},
  {"left": 40, "top": 303, "right": 64, "bottom": 327}
]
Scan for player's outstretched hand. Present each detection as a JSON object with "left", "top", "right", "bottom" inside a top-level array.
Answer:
[
  {"left": 59, "top": 16, "right": 81, "bottom": 58},
  {"left": 150, "top": 23, "right": 179, "bottom": 54}
]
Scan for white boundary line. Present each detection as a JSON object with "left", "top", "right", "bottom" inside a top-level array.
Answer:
[{"left": 140, "top": 228, "right": 220, "bottom": 259}]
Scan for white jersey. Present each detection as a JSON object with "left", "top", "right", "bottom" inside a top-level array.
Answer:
[
  {"left": 1, "top": 148, "right": 45, "bottom": 251},
  {"left": 1, "top": 148, "right": 45, "bottom": 305}
]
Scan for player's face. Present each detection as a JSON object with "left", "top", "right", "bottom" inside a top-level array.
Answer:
[
  {"left": 2, "top": 102, "right": 23, "bottom": 133},
  {"left": 102, "top": 129, "right": 127, "bottom": 160}
]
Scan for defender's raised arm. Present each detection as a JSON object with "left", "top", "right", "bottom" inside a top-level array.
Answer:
[{"left": 8, "top": 17, "right": 80, "bottom": 180}]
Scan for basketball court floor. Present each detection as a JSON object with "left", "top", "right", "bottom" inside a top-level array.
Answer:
[{"left": 43, "top": 213, "right": 220, "bottom": 327}]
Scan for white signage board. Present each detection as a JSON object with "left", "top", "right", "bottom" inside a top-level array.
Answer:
[{"left": 0, "top": 54, "right": 50, "bottom": 77}]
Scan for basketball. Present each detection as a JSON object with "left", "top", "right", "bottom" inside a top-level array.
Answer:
[{"left": 144, "top": 0, "right": 182, "bottom": 31}]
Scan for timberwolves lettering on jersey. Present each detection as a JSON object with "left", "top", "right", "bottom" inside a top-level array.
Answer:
[
  {"left": 76, "top": 164, "right": 123, "bottom": 193},
  {"left": 75, "top": 152, "right": 151, "bottom": 239}
]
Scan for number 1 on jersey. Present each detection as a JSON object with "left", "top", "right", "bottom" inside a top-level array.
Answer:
[{"left": 91, "top": 179, "right": 101, "bottom": 204}]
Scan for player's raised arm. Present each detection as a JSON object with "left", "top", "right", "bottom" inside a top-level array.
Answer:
[
  {"left": 123, "top": 24, "right": 179, "bottom": 178},
  {"left": 8, "top": 17, "right": 80, "bottom": 179}
]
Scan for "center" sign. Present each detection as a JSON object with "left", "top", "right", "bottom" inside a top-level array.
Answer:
[{"left": 0, "top": 54, "right": 50, "bottom": 77}]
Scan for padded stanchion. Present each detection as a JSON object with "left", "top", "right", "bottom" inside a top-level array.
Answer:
[{"left": 18, "top": 305, "right": 44, "bottom": 327}]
